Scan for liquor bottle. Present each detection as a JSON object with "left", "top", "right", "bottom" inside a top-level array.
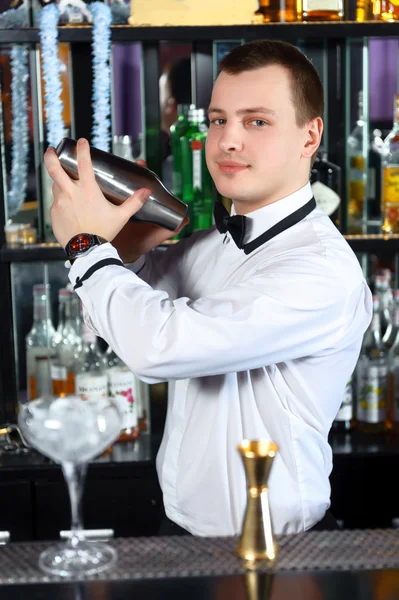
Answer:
[
  {"left": 356, "top": 0, "right": 368, "bottom": 20},
  {"left": 75, "top": 323, "right": 108, "bottom": 403},
  {"left": 26, "top": 284, "right": 57, "bottom": 401},
  {"left": 310, "top": 149, "right": 342, "bottom": 229},
  {"left": 387, "top": 290, "right": 399, "bottom": 430},
  {"left": 51, "top": 290, "right": 80, "bottom": 397},
  {"left": 374, "top": 272, "right": 393, "bottom": 342},
  {"left": 355, "top": 296, "right": 388, "bottom": 433},
  {"left": 56, "top": 138, "right": 188, "bottom": 232},
  {"left": 170, "top": 104, "right": 191, "bottom": 198},
  {"left": 382, "top": 95, "right": 399, "bottom": 234},
  {"left": 136, "top": 378, "right": 151, "bottom": 433},
  {"left": 347, "top": 91, "right": 367, "bottom": 234},
  {"left": 301, "top": 0, "right": 343, "bottom": 20},
  {"left": 367, "top": 129, "right": 384, "bottom": 228},
  {"left": 105, "top": 347, "right": 138, "bottom": 442},
  {"left": 53, "top": 288, "right": 70, "bottom": 348},
  {"left": 181, "top": 107, "right": 213, "bottom": 234},
  {"left": 371, "top": 0, "right": 399, "bottom": 20},
  {"left": 332, "top": 378, "right": 354, "bottom": 432},
  {"left": 253, "top": 0, "right": 297, "bottom": 22}
]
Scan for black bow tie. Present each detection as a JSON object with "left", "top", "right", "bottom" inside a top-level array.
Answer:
[
  {"left": 213, "top": 201, "right": 247, "bottom": 249},
  {"left": 213, "top": 197, "right": 317, "bottom": 255}
]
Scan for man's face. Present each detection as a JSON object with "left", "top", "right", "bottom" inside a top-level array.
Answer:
[{"left": 206, "top": 65, "right": 316, "bottom": 213}]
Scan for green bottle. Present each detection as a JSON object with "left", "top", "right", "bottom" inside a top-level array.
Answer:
[
  {"left": 170, "top": 104, "right": 191, "bottom": 198},
  {"left": 181, "top": 107, "right": 213, "bottom": 235}
]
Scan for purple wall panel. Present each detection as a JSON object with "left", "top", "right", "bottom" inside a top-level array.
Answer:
[
  {"left": 112, "top": 43, "right": 142, "bottom": 138},
  {"left": 369, "top": 38, "right": 398, "bottom": 122}
]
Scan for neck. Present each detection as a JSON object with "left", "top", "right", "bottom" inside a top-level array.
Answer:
[{"left": 232, "top": 179, "right": 309, "bottom": 216}]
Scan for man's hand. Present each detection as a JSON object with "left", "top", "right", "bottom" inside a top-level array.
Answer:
[
  {"left": 44, "top": 138, "right": 151, "bottom": 249},
  {"left": 111, "top": 159, "right": 189, "bottom": 263}
]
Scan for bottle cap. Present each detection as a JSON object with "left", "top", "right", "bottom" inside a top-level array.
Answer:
[
  {"left": 58, "top": 288, "right": 72, "bottom": 298},
  {"left": 188, "top": 107, "right": 206, "bottom": 122}
]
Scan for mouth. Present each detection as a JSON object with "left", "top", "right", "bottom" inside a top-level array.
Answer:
[{"left": 217, "top": 162, "right": 249, "bottom": 175}]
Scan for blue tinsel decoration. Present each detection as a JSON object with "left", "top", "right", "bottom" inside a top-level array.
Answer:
[
  {"left": 8, "top": 45, "right": 30, "bottom": 216},
  {"left": 89, "top": 2, "right": 112, "bottom": 151},
  {"left": 0, "top": 5, "right": 28, "bottom": 28},
  {"left": 38, "top": 3, "right": 65, "bottom": 148}
]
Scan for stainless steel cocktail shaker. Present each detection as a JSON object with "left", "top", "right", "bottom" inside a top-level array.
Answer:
[{"left": 55, "top": 138, "right": 188, "bottom": 231}]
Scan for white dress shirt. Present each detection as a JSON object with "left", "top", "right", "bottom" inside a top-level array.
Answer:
[{"left": 69, "top": 182, "right": 372, "bottom": 536}]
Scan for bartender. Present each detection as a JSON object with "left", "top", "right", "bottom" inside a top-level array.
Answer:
[{"left": 44, "top": 39, "right": 372, "bottom": 536}]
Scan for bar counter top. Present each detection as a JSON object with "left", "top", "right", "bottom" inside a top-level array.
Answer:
[{"left": 0, "top": 529, "right": 399, "bottom": 599}]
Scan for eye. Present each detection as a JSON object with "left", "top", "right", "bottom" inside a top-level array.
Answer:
[
  {"left": 250, "top": 119, "right": 267, "bottom": 127},
  {"left": 210, "top": 118, "right": 226, "bottom": 126}
]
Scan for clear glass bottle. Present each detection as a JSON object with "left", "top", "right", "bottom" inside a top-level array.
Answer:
[
  {"left": 51, "top": 290, "right": 81, "bottom": 397},
  {"left": 105, "top": 347, "right": 138, "bottom": 442},
  {"left": 375, "top": 272, "right": 393, "bottom": 343},
  {"left": 382, "top": 94, "right": 399, "bottom": 233},
  {"left": 170, "top": 104, "right": 191, "bottom": 198},
  {"left": 367, "top": 129, "right": 384, "bottom": 229},
  {"left": 181, "top": 107, "right": 213, "bottom": 235},
  {"left": 301, "top": 0, "right": 343, "bottom": 21},
  {"left": 137, "top": 379, "right": 151, "bottom": 434},
  {"left": 332, "top": 377, "right": 354, "bottom": 432},
  {"left": 26, "top": 284, "right": 57, "bottom": 401},
  {"left": 53, "top": 288, "right": 70, "bottom": 348},
  {"left": 75, "top": 324, "right": 108, "bottom": 403},
  {"left": 310, "top": 149, "right": 342, "bottom": 229},
  {"left": 347, "top": 91, "right": 368, "bottom": 234},
  {"left": 355, "top": 296, "right": 388, "bottom": 433}
]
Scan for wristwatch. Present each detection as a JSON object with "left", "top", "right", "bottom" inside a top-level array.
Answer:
[{"left": 64, "top": 233, "right": 108, "bottom": 264}]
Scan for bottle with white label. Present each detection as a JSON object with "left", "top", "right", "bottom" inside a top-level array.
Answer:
[
  {"left": 105, "top": 347, "right": 138, "bottom": 442},
  {"left": 26, "top": 284, "right": 57, "bottom": 401},
  {"left": 51, "top": 289, "right": 81, "bottom": 397},
  {"left": 332, "top": 378, "right": 354, "bottom": 431},
  {"left": 75, "top": 324, "right": 108, "bottom": 403},
  {"left": 181, "top": 107, "right": 213, "bottom": 234},
  {"left": 355, "top": 296, "right": 388, "bottom": 433},
  {"left": 311, "top": 149, "right": 342, "bottom": 229},
  {"left": 301, "top": 0, "right": 343, "bottom": 20}
]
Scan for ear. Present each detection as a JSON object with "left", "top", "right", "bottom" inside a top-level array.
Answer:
[{"left": 302, "top": 117, "right": 323, "bottom": 159}]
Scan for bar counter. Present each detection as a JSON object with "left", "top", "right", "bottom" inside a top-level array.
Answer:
[{"left": 0, "top": 529, "right": 399, "bottom": 598}]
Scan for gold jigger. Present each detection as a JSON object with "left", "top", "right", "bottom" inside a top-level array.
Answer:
[{"left": 236, "top": 439, "right": 279, "bottom": 563}]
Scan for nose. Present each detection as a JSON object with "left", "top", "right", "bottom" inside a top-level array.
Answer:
[{"left": 217, "top": 124, "right": 244, "bottom": 154}]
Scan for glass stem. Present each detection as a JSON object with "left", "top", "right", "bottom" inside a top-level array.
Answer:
[{"left": 62, "top": 461, "right": 88, "bottom": 548}]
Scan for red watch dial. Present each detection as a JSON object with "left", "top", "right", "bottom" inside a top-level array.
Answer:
[{"left": 70, "top": 234, "right": 92, "bottom": 253}]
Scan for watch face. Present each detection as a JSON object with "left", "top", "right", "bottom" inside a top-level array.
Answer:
[{"left": 68, "top": 233, "right": 94, "bottom": 256}]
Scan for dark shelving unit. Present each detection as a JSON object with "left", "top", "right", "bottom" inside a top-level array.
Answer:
[{"left": 2, "top": 22, "right": 399, "bottom": 43}]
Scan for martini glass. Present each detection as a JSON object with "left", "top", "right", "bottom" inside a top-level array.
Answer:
[{"left": 18, "top": 394, "right": 122, "bottom": 577}]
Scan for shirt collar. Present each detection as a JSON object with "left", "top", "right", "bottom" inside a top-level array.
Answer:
[{"left": 230, "top": 182, "right": 313, "bottom": 245}]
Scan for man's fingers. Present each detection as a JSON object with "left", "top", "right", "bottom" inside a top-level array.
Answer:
[
  {"left": 76, "top": 138, "right": 96, "bottom": 186},
  {"left": 174, "top": 216, "right": 190, "bottom": 234},
  {"left": 121, "top": 188, "right": 151, "bottom": 220},
  {"left": 135, "top": 159, "right": 148, "bottom": 168},
  {"left": 44, "top": 147, "right": 75, "bottom": 193}
]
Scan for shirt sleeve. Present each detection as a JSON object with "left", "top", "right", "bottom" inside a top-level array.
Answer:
[
  {"left": 124, "top": 237, "right": 192, "bottom": 299},
  {"left": 68, "top": 243, "right": 372, "bottom": 383}
]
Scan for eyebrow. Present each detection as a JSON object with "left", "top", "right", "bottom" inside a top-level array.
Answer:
[{"left": 207, "top": 106, "right": 277, "bottom": 117}]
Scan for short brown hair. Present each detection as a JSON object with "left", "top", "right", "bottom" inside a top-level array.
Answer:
[{"left": 220, "top": 40, "right": 324, "bottom": 128}]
